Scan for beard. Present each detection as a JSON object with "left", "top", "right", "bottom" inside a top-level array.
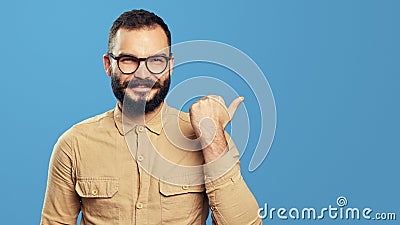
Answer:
[{"left": 111, "top": 72, "right": 170, "bottom": 116}]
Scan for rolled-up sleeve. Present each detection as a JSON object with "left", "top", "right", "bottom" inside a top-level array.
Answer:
[
  {"left": 41, "top": 134, "right": 81, "bottom": 225},
  {"left": 204, "top": 135, "right": 262, "bottom": 225}
]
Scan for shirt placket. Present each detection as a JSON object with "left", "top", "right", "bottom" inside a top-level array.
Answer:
[{"left": 135, "top": 125, "right": 151, "bottom": 225}]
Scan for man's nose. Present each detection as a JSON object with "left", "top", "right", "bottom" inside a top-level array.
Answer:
[{"left": 133, "top": 61, "right": 151, "bottom": 79}]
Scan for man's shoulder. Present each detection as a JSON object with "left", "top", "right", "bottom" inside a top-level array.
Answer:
[
  {"left": 164, "top": 105, "right": 197, "bottom": 139},
  {"left": 58, "top": 108, "right": 115, "bottom": 141},
  {"left": 164, "top": 105, "right": 191, "bottom": 123},
  {"left": 74, "top": 109, "right": 115, "bottom": 128}
]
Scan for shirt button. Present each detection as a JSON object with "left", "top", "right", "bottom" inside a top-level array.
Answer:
[
  {"left": 182, "top": 185, "right": 189, "bottom": 190},
  {"left": 91, "top": 189, "right": 98, "bottom": 196},
  {"left": 138, "top": 126, "right": 145, "bottom": 132},
  {"left": 136, "top": 202, "right": 143, "bottom": 209},
  {"left": 137, "top": 155, "right": 144, "bottom": 162}
]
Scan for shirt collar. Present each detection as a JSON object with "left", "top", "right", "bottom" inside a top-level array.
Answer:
[{"left": 113, "top": 102, "right": 166, "bottom": 136}]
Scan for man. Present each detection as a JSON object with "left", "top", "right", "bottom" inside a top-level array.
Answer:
[{"left": 41, "top": 9, "right": 261, "bottom": 225}]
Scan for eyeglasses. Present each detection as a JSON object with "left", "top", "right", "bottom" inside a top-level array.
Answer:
[{"left": 108, "top": 53, "right": 172, "bottom": 75}]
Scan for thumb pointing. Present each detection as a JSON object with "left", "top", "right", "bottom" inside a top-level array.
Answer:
[{"left": 227, "top": 96, "right": 245, "bottom": 119}]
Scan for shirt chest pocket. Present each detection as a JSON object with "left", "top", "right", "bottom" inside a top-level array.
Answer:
[
  {"left": 159, "top": 182, "right": 206, "bottom": 224},
  {"left": 75, "top": 177, "right": 120, "bottom": 224}
]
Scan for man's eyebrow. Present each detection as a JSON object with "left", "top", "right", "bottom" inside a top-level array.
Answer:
[
  {"left": 118, "top": 52, "right": 169, "bottom": 58},
  {"left": 150, "top": 53, "right": 169, "bottom": 57},
  {"left": 118, "top": 52, "right": 137, "bottom": 57}
]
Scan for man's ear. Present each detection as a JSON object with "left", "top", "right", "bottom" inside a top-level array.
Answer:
[
  {"left": 103, "top": 54, "right": 112, "bottom": 77},
  {"left": 168, "top": 54, "right": 174, "bottom": 76}
]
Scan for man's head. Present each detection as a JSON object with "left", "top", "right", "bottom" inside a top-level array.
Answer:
[{"left": 103, "top": 9, "right": 173, "bottom": 115}]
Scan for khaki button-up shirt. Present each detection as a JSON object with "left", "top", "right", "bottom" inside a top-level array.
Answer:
[{"left": 41, "top": 103, "right": 261, "bottom": 225}]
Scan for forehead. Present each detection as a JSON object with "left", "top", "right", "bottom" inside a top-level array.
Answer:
[{"left": 113, "top": 26, "right": 169, "bottom": 57}]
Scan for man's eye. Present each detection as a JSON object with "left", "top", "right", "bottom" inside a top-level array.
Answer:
[{"left": 149, "top": 57, "right": 166, "bottom": 63}]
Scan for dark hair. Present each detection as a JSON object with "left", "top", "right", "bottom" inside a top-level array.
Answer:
[{"left": 108, "top": 9, "right": 171, "bottom": 52}]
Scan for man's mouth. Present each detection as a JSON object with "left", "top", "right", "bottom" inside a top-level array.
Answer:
[
  {"left": 124, "top": 79, "right": 161, "bottom": 93},
  {"left": 131, "top": 85, "right": 152, "bottom": 92}
]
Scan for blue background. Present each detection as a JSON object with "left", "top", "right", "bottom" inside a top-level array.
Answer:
[{"left": 1, "top": 0, "right": 399, "bottom": 224}]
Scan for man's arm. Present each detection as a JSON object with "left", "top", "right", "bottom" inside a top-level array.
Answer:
[
  {"left": 41, "top": 133, "right": 81, "bottom": 225},
  {"left": 189, "top": 95, "right": 262, "bottom": 225}
]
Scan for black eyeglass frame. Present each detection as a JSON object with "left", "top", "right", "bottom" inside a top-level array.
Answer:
[{"left": 108, "top": 52, "right": 172, "bottom": 75}]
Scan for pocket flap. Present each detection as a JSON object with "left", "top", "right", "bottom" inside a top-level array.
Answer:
[
  {"left": 75, "top": 177, "right": 119, "bottom": 198},
  {"left": 159, "top": 182, "right": 205, "bottom": 196}
]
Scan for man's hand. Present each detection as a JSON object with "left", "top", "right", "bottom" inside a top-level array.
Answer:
[{"left": 189, "top": 95, "right": 244, "bottom": 163}]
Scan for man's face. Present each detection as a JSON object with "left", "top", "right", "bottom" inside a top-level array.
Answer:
[{"left": 104, "top": 26, "right": 173, "bottom": 114}]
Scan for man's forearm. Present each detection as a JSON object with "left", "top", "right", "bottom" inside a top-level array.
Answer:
[
  {"left": 202, "top": 132, "right": 262, "bottom": 225},
  {"left": 201, "top": 127, "right": 228, "bottom": 164},
  {"left": 189, "top": 95, "right": 261, "bottom": 224}
]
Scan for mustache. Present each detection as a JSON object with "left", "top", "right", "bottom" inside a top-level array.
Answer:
[{"left": 122, "top": 78, "right": 162, "bottom": 89}]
